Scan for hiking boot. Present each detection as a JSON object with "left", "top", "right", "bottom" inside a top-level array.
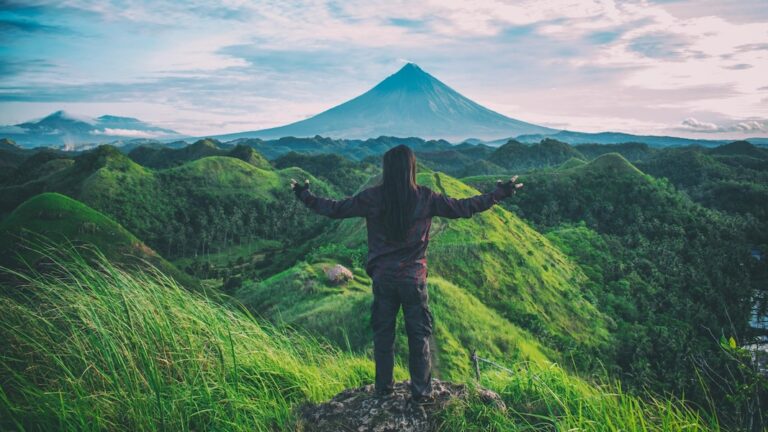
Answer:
[
  {"left": 410, "top": 392, "right": 436, "bottom": 406},
  {"left": 374, "top": 389, "right": 394, "bottom": 398}
]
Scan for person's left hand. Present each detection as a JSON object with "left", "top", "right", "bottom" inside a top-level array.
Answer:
[{"left": 495, "top": 175, "right": 524, "bottom": 199}]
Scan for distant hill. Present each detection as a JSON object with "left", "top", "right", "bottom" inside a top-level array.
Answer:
[
  {"left": 128, "top": 139, "right": 271, "bottom": 169},
  {"left": 513, "top": 129, "right": 733, "bottom": 148},
  {"left": 0, "top": 145, "right": 340, "bottom": 280},
  {"left": 490, "top": 138, "right": 583, "bottom": 170},
  {"left": 637, "top": 141, "right": 768, "bottom": 231},
  {"left": 213, "top": 63, "right": 556, "bottom": 142},
  {"left": 0, "top": 111, "right": 184, "bottom": 149},
  {"left": 708, "top": 140, "right": 768, "bottom": 159}
]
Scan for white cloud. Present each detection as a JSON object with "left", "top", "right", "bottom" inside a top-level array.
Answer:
[
  {"left": 3, "top": 0, "right": 768, "bottom": 138},
  {"left": 680, "top": 117, "right": 768, "bottom": 133},
  {"left": 681, "top": 117, "right": 719, "bottom": 132},
  {"left": 93, "top": 128, "right": 163, "bottom": 138}
]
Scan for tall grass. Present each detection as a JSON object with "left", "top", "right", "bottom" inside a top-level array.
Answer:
[
  {"left": 0, "top": 245, "right": 373, "bottom": 431},
  {"left": 0, "top": 244, "right": 724, "bottom": 431},
  {"left": 437, "top": 366, "right": 721, "bottom": 431}
]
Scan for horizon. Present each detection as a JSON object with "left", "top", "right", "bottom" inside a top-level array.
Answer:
[{"left": 1, "top": 1, "right": 767, "bottom": 140}]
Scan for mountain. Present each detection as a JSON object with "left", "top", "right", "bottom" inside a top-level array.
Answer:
[
  {"left": 513, "top": 129, "right": 733, "bottom": 148},
  {"left": 214, "top": 63, "right": 556, "bottom": 142},
  {"left": 0, "top": 111, "right": 184, "bottom": 149}
]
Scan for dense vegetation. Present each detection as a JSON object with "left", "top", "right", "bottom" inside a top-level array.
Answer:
[
  {"left": 1, "top": 137, "right": 766, "bottom": 429},
  {"left": 0, "top": 145, "right": 341, "bottom": 280},
  {"left": 0, "top": 245, "right": 722, "bottom": 431},
  {"left": 465, "top": 153, "right": 766, "bottom": 427}
]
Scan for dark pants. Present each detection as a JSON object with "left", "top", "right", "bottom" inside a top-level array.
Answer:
[{"left": 371, "top": 280, "right": 433, "bottom": 398}]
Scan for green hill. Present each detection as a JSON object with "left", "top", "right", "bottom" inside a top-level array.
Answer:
[
  {"left": 0, "top": 145, "right": 340, "bottom": 280},
  {"left": 464, "top": 155, "right": 757, "bottom": 416},
  {"left": 557, "top": 157, "right": 587, "bottom": 170},
  {"left": 637, "top": 146, "right": 768, "bottom": 239},
  {"left": 241, "top": 171, "right": 611, "bottom": 370},
  {"left": 708, "top": 140, "right": 768, "bottom": 159},
  {"left": 128, "top": 138, "right": 225, "bottom": 168},
  {"left": 238, "top": 261, "right": 554, "bottom": 381},
  {"left": 0, "top": 193, "right": 197, "bottom": 289},
  {"left": 489, "top": 138, "right": 584, "bottom": 171},
  {"left": 574, "top": 142, "right": 656, "bottom": 162},
  {"left": 273, "top": 151, "right": 379, "bottom": 195},
  {"left": 128, "top": 139, "right": 273, "bottom": 170}
]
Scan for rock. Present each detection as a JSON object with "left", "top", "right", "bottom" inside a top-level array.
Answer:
[
  {"left": 325, "top": 264, "right": 353, "bottom": 285},
  {"left": 297, "top": 379, "right": 504, "bottom": 432}
]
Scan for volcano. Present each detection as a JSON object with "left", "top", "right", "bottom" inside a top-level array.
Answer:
[{"left": 216, "top": 63, "right": 556, "bottom": 142}]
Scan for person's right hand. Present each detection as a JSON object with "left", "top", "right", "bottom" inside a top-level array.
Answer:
[
  {"left": 494, "top": 175, "right": 524, "bottom": 199},
  {"left": 290, "top": 178, "right": 310, "bottom": 198}
]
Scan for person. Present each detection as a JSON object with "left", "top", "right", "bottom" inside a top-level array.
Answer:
[{"left": 291, "top": 144, "right": 523, "bottom": 402}]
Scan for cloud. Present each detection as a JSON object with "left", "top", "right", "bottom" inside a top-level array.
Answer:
[
  {"left": 680, "top": 117, "right": 719, "bottom": 131},
  {"left": 627, "top": 32, "right": 694, "bottom": 60},
  {"left": 0, "top": 0, "right": 767, "bottom": 138},
  {"left": 680, "top": 117, "right": 768, "bottom": 133},
  {"left": 0, "top": 18, "right": 72, "bottom": 34},
  {"left": 0, "top": 59, "right": 56, "bottom": 78},
  {"left": 735, "top": 43, "right": 768, "bottom": 52},
  {"left": 92, "top": 128, "right": 164, "bottom": 138}
]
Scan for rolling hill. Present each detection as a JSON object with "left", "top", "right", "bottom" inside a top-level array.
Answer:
[
  {"left": 0, "top": 145, "right": 340, "bottom": 279},
  {"left": 464, "top": 154, "right": 757, "bottom": 403},
  {"left": 237, "top": 170, "right": 611, "bottom": 374}
]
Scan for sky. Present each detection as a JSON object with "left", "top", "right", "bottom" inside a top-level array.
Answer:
[{"left": 1, "top": 0, "right": 767, "bottom": 139}]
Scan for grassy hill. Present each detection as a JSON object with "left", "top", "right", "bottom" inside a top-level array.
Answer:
[
  {"left": 128, "top": 139, "right": 272, "bottom": 170},
  {"left": 239, "top": 170, "right": 611, "bottom": 373},
  {"left": 0, "top": 193, "right": 197, "bottom": 289},
  {"left": 637, "top": 143, "right": 768, "bottom": 242},
  {"left": 0, "top": 145, "right": 340, "bottom": 280},
  {"left": 489, "top": 138, "right": 584, "bottom": 171},
  {"left": 0, "top": 246, "right": 720, "bottom": 431},
  {"left": 238, "top": 260, "right": 554, "bottom": 381},
  {"left": 463, "top": 154, "right": 758, "bottom": 421},
  {"left": 272, "top": 151, "right": 379, "bottom": 195}
]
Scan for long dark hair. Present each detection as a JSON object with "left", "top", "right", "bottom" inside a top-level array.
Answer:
[{"left": 381, "top": 145, "right": 417, "bottom": 243}]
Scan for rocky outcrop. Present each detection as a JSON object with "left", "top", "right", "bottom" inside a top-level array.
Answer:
[
  {"left": 324, "top": 264, "right": 353, "bottom": 285},
  {"left": 298, "top": 379, "right": 505, "bottom": 432}
]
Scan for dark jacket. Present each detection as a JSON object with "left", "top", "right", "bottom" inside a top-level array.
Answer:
[{"left": 298, "top": 184, "right": 503, "bottom": 284}]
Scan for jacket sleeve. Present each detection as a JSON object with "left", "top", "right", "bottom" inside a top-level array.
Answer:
[
  {"left": 429, "top": 189, "right": 502, "bottom": 219},
  {"left": 297, "top": 188, "right": 374, "bottom": 219}
]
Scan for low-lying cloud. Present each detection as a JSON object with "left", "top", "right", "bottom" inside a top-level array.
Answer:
[{"left": 681, "top": 117, "right": 768, "bottom": 133}]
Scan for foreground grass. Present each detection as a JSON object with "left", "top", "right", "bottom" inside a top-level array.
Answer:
[
  {"left": 437, "top": 367, "right": 720, "bottom": 431},
  {"left": 0, "top": 247, "right": 373, "bottom": 431},
  {"left": 0, "top": 246, "right": 721, "bottom": 431}
]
